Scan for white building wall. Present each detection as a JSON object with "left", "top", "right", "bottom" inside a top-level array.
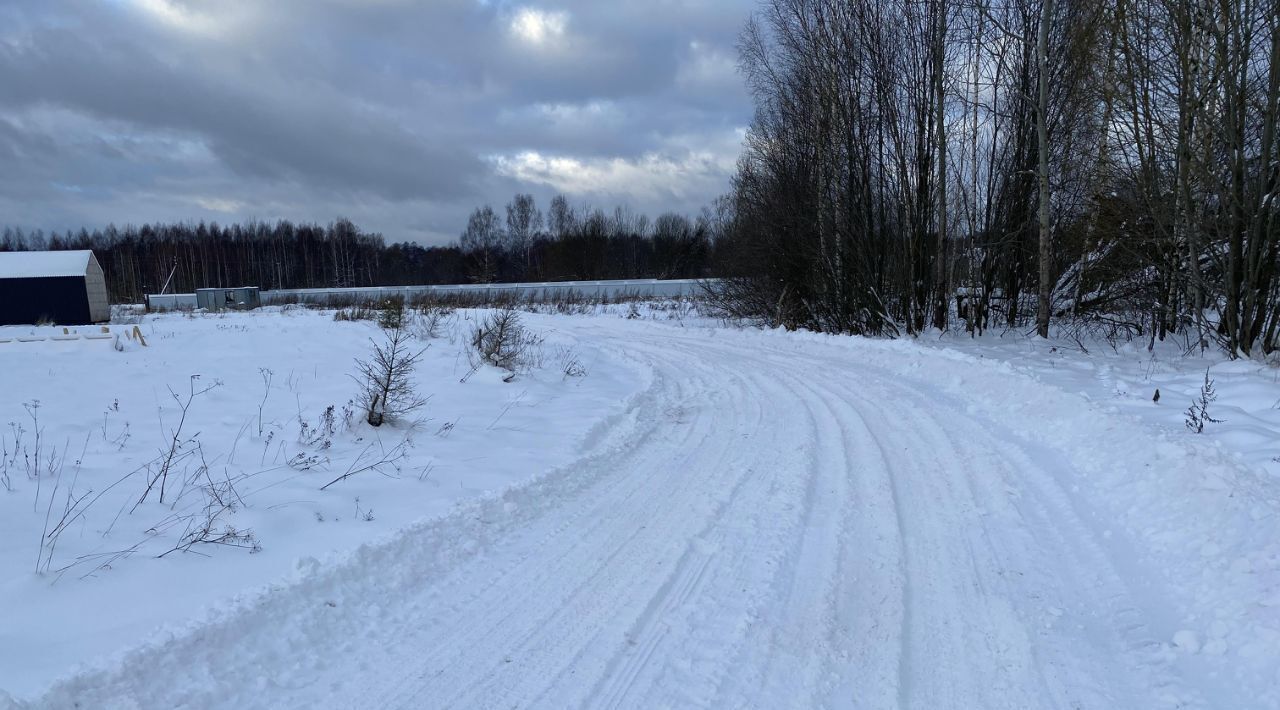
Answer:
[{"left": 83, "top": 254, "right": 111, "bottom": 323}]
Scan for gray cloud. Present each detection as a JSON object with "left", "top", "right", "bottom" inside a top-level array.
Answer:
[{"left": 0, "top": 0, "right": 754, "bottom": 244}]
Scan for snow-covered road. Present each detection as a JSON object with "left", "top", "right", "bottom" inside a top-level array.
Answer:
[{"left": 25, "top": 320, "right": 1276, "bottom": 709}]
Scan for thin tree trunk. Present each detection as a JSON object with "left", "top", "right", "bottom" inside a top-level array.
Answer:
[
  {"left": 1035, "top": 0, "right": 1054, "bottom": 338},
  {"left": 932, "top": 0, "right": 949, "bottom": 330}
]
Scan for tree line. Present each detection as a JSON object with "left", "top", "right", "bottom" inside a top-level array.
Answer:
[
  {"left": 455, "top": 194, "right": 722, "bottom": 284},
  {"left": 715, "top": 0, "right": 1279, "bottom": 357},
  {"left": 6, "top": 0, "right": 1275, "bottom": 358},
  {"left": 0, "top": 194, "right": 721, "bottom": 304}
]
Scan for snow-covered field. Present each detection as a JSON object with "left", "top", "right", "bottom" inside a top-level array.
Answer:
[
  {"left": 0, "top": 306, "right": 645, "bottom": 702},
  {"left": 2, "top": 305, "right": 1278, "bottom": 709}
]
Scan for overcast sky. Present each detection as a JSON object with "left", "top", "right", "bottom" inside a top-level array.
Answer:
[{"left": 0, "top": 0, "right": 754, "bottom": 244}]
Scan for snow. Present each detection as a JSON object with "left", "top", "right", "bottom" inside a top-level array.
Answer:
[
  {"left": 0, "top": 250, "right": 92, "bottom": 279},
  {"left": 1174, "top": 630, "right": 1201, "bottom": 654},
  {"left": 0, "top": 307, "right": 645, "bottom": 701},
  {"left": 2, "top": 305, "right": 1279, "bottom": 709},
  {"left": 911, "top": 329, "right": 1280, "bottom": 479}
]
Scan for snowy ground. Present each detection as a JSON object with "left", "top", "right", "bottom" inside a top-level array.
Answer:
[
  {"left": 915, "top": 327, "right": 1280, "bottom": 480},
  {"left": 2, "top": 306, "right": 1278, "bottom": 708},
  {"left": 0, "top": 306, "right": 644, "bottom": 701}
]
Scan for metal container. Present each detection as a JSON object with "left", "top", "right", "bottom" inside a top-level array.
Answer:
[{"left": 195, "top": 286, "right": 261, "bottom": 311}]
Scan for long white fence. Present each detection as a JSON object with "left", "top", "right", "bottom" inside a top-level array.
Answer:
[
  {"left": 145, "top": 278, "right": 711, "bottom": 311},
  {"left": 144, "top": 293, "right": 198, "bottom": 310}
]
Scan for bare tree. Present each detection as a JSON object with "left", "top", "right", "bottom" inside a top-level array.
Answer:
[
  {"left": 459, "top": 205, "right": 504, "bottom": 284},
  {"left": 548, "top": 194, "right": 576, "bottom": 238},
  {"left": 504, "top": 193, "right": 543, "bottom": 278}
]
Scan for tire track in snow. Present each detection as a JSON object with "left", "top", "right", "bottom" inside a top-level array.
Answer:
[
  {"left": 708, "top": 356, "right": 904, "bottom": 709},
  {"left": 361, "top": 335, "right": 806, "bottom": 709},
  {"left": 571, "top": 339, "right": 823, "bottom": 709},
  {"left": 846, "top": 354, "right": 1240, "bottom": 709},
  {"left": 592, "top": 351, "right": 856, "bottom": 709},
  {"left": 824, "top": 359, "right": 1210, "bottom": 709},
  {"left": 21, "top": 321, "right": 1243, "bottom": 710},
  {"left": 372, "top": 342, "right": 752, "bottom": 708}
]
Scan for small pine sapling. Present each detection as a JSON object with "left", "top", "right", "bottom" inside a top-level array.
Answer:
[
  {"left": 354, "top": 325, "right": 427, "bottom": 427},
  {"left": 378, "top": 297, "right": 406, "bottom": 330},
  {"left": 469, "top": 308, "right": 543, "bottom": 374}
]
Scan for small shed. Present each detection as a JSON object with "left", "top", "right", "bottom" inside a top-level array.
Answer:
[
  {"left": 0, "top": 250, "right": 110, "bottom": 325},
  {"left": 196, "top": 287, "right": 261, "bottom": 311}
]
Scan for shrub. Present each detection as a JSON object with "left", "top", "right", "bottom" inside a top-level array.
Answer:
[
  {"left": 413, "top": 303, "right": 454, "bottom": 340},
  {"left": 1185, "top": 369, "right": 1224, "bottom": 433},
  {"left": 333, "top": 305, "right": 375, "bottom": 322},
  {"left": 555, "top": 345, "right": 588, "bottom": 378},
  {"left": 469, "top": 308, "right": 542, "bottom": 373}
]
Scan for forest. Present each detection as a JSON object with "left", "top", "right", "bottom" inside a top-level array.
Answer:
[
  {"left": 0, "top": 194, "right": 719, "bottom": 305},
  {"left": 713, "top": 0, "right": 1279, "bottom": 358}
]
